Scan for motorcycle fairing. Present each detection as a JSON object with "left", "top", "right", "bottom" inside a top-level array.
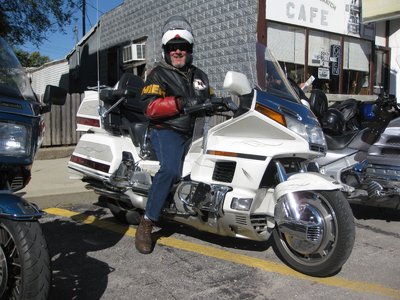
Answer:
[
  {"left": 255, "top": 90, "right": 320, "bottom": 129},
  {"left": 0, "top": 95, "right": 38, "bottom": 117},
  {"left": 0, "top": 192, "right": 43, "bottom": 220}
]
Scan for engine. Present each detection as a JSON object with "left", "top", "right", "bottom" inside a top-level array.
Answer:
[
  {"left": 364, "top": 163, "right": 400, "bottom": 197},
  {"left": 173, "top": 181, "right": 231, "bottom": 218}
]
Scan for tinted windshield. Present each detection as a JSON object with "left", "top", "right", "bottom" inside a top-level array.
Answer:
[
  {"left": 0, "top": 37, "right": 37, "bottom": 101},
  {"left": 257, "top": 44, "right": 299, "bottom": 103}
]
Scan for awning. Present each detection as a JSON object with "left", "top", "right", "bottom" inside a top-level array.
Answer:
[{"left": 362, "top": 0, "right": 400, "bottom": 23}]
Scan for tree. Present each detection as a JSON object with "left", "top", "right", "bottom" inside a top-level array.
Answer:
[
  {"left": 14, "top": 49, "right": 50, "bottom": 67},
  {"left": 0, "top": 0, "right": 79, "bottom": 47}
]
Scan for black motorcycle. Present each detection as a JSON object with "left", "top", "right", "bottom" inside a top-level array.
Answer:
[{"left": 0, "top": 37, "right": 66, "bottom": 299}]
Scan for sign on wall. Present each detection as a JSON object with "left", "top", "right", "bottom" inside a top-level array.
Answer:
[{"left": 266, "top": 0, "right": 373, "bottom": 39}]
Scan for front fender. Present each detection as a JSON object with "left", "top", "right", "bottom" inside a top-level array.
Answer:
[
  {"left": 274, "top": 172, "right": 342, "bottom": 200},
  {"left": 0, "top": 193, "right": 43, "bottom": 220}
]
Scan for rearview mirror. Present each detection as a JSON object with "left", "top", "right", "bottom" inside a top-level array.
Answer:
[
  {"left": 43, "top": 85, "right": 67, "bottom": 105},
  {"left": 223, "top": 71, "right": 252, "bottom": 96}
]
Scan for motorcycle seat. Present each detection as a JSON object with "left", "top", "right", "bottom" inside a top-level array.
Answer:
[
  {"left": 308, "top": 89, "right": 328, "bottom": 120},
  {"left": 119, "top": 119, "right": 157, "bottom": 160},
  {"left": 120, "top": 118, "right": 148, "bottom": 146},
  {"left": 324, "top": 130, "right": 359, "bottom": 150},
  {"left": 330, "top": 98, "right": 359, "bottom": 123}
]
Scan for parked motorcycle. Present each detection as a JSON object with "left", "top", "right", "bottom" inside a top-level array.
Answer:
[
  {"left": 364, "top": 96, "right": 400, "bottom": 209},
  {"left": 0, "top": 37, "right": 66, "bottom": 298},
  {"left": 68, "top": 46, "right": 355, "bottom": 277},
  {"left": 304, "top": 87, "right": 399, "bottom": 209}
]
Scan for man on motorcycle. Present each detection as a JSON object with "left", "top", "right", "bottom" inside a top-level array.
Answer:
[{"left": 135, "top": 16, "right": 212, "bottom": 254}]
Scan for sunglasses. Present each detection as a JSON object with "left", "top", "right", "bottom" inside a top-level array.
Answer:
[{"left": 166, "top": 43, "right": 192, "bottom": 53}]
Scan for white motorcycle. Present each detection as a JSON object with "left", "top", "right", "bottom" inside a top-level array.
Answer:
[{"left": 68, "top": 46, "right": 355, "bottom": 277}]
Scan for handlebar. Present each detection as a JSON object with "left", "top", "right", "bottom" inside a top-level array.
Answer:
[
  {"left": 183, "top": 101, "right": 214, "bottom": 115},
  {"left": 183, "top": 97, "right": 238, "bottom": 115}
]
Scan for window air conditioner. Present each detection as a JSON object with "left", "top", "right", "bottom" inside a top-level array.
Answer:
[{"left": 123, "top": 44, "right": 146, "bottom": 63}]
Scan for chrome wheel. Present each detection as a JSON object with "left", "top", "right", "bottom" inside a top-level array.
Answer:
[
  {"left": 0, "top": 246, "right": 8, "bottom": 296},
  {"left": 0, "top": 223, "right": 22, "bottom": 299},
  {"left": 273, "top": 190, "right": 355, "bottom": 277}
]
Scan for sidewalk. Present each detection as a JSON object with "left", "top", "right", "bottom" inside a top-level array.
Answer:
[{"left": 17, "top": 147, "right": 99, "bottom": 209}]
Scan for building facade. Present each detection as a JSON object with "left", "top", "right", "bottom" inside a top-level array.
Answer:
[
  {"left": 64, "top": 0, "right": 397, "bottom": 98},
  {"left": 26, "top": 0, "right": 400, "bottom": 147},
  {"left": 264, "top": 0, "right": 376, "bottom": 96},
  {"left": 98, "top": 0, "right": 259, "bottom": 95}
]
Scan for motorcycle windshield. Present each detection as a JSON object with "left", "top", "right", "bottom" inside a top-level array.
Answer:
[
  {"left": 0, "top": 37, "right": 37, "bottom": 102},
  {"left": 256, "top": 43, "right": 300, "bottom": 103}
]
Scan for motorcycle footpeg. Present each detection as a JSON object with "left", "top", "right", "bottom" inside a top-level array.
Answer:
[
  {"left": 109, "top": 177, "right": 131, "bottom": 188},
  {"left": 162, "top": 207, "right": 178, "bottom": 215},
  {"left": 367, "top": 181, "right": 384, "bottom": 198}
]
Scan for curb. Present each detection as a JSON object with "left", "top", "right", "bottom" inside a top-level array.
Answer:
[
  {"left": 36, "top": 146, "right": 76, "bottom": 160},
  {"left": 21, "top": 191, "right": 99, "bottom": 209}
]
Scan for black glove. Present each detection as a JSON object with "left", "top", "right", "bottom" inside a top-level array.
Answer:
[
  {"left": 176, "top": 96, "right": 200, "bottom": 112},
  {"left": 210, "top": 97, "right": 238, "bottom": 113}
]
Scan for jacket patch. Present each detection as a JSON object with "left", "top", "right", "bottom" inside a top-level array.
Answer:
[
  {"left": 193, "top": 79, "right": 207, "bottom": 90},
  {"left": 142, "top": 84, "right": 166, "bottom": 97}
]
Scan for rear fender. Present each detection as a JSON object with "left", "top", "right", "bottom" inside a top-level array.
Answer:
[{"left": 0, "top": 193, "right": 43, "bottom": 220}]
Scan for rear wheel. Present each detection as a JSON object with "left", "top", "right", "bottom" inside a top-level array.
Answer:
[
  {"left": 273, "top": 190, "right": 355, "bottom": 277},
  {"left": 0, "top": 219, "right": 51, "bottom": 299}
]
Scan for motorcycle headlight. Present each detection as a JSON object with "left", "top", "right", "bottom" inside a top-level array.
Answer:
[
  {"left": 286, "top": 116, "right": 326, "bottom": 151},
  {"left": 255, "top": 103, "right": 326, "bottom": 152},
  {"left": 0, "top": 121, "right": 32, "bottom": 157}
]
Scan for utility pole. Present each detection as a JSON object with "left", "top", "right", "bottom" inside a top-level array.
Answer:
[
  {"left": 73, "top": 25, "right": 79, "bottom": 44},
  {"left": 82, "top": 0, "right": 86, "bottom": 36}
]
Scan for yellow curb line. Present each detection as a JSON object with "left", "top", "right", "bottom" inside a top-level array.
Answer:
[{"left": 44, "top": 207, "right": 400, "bottom": 300}]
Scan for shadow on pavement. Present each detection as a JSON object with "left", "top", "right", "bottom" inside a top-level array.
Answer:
[
  {"left": 41, "top": 208, "right": 129, "bottom": 300},
  {"left": 350, "top": 204, "right": 400, "bottom": 222},
  {"left": 154, "top": 219, "right": 272, "bottom": 252}
]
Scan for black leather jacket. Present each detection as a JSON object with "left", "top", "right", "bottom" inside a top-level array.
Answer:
[{"left": 141, "top": 60, "right": 211, "bottom": 134}]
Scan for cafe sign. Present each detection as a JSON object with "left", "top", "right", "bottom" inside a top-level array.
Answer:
[{"left": 266, "top": 0, "right": 360, "bottom": 37}]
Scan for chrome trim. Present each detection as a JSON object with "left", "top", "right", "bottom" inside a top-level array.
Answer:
[
  {"left": 275, "top": 160, "right": 288, "bottom": 182},
  {"left": 274, "top": 192, "right": 325, "bottom": 255}
]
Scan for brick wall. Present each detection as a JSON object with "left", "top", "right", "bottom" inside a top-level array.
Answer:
[{"left": 100, "top": 0, "right": 258, "bottom": 95}]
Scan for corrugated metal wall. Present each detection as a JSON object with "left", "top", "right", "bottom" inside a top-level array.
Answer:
[
  {"left": 29, "top": 60, "right": 69, "bottom": 94},
  {"left": 28, "top": 61, "right": 82, "bottom": 147},
  {"left": 41, "top": 93, "right": 83, "bottom": 147}
]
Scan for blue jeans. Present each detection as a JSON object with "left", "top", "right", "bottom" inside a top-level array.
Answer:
[{"left": 145, "top": 128, "right": 190, "bottom": 221}]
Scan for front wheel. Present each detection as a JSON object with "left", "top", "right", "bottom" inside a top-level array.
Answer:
[
  {"left": 273, "top": 190, "right": 355, "bottom": 277},
  {"left": 0, "top": 219, "right": 51, "bottom": 299}
]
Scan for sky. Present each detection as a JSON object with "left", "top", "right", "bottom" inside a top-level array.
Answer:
[{"left": 21, "top": 0, "right": 123, "bottom": 61}]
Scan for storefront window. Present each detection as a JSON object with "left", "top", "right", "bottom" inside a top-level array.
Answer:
[
  {"left": 267, "top": 23, "right": 373, "bottom": 95},
  {"left": 267, "top": 22, "right": 306, "bottom": 85},
  {"left": 308, "top": 30, "right": 341, "bottom": 94},
  {"left": 343, "top": 37, "right": 372, "bottom": 94},
  {"left": 374, "top": 48, "right": 389, "bottom": 95}
]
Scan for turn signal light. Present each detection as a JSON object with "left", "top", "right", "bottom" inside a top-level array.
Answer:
[{"left": 255, "top": 103, "right": 286, "bottom": 126}]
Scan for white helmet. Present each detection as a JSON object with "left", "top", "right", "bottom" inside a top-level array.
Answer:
[
  {"left": 161, "top": 29, "right": 194, "bottom": 46},
  {"left": 161, "top": 16, "right": 194, "bottom": 66},
  {"left": 161, "top": 16, "right": 194, "bottom": 46}
]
